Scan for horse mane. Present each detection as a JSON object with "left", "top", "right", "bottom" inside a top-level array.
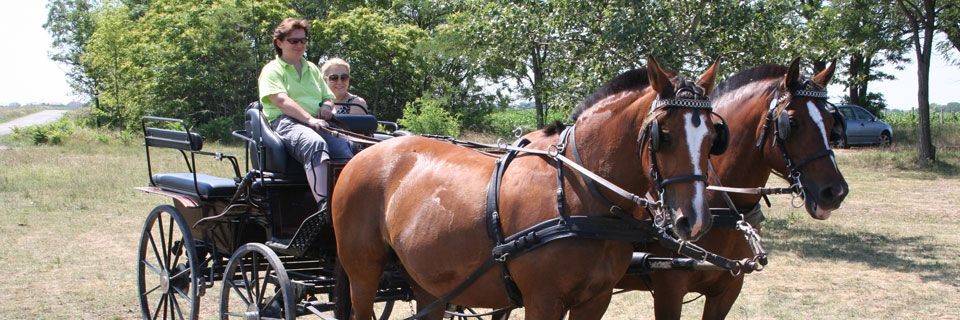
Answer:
[
  {"left": 570, "top": 68, "right": 651, "bottom": 121},
  {"left": 710, "top": 64, "right": 786, "bottom": 99},
  {"left": 542, "top": 120, "right": 567, "bottom": 136}
]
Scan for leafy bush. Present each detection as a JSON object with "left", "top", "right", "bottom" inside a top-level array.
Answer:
[
  {"left": 398, "top": 97, "right": 461, "bottom": 136},
  {"left": 196, "top": 115, "right": 242, "bottom": 143},
  {"left": 483, "top": 108, "right": 567, "bottom": 138},
  {"left": 13, "top": 118, "right": 75, "bottom": 145}
]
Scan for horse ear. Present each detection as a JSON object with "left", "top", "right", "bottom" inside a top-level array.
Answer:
[
  {"left": 783, "top": 57, "right": 801, "bottom": 90},
  {"left": 696, "top": 57, "right": 721, "bottom": 95},
  {"left": 813, "top": 59, "right": 837, "bottom": 87},
  {"left": 647, "top": 55, "right": 672, "bottom": 95}
]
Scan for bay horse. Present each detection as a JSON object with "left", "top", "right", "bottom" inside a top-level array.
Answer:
[
  {"left": 332, "top": 56, "right": 724, "bottom": 319},
  {"left": 617, "top": 58, "right": 849, "bottom": 319}
]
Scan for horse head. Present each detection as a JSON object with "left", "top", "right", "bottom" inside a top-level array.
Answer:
[
  {"left": 760, "top": 58, "right": 848, "bottom": 219},
  {"left": 573, "top": 56, "right": 722, "bottom": 241}
]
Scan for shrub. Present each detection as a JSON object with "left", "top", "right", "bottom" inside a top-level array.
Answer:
[
  {"left": 483, "top": 108, "right": 567, "bottom": 138},
  {"left": 398, "top": 97, "right": 461, "bottom": 137},
  {"left": 13, "top": 118, "right": 75, "bottom": 145},
  {"left": 196, "top": 115, "right": 242, "bottom": 143}
]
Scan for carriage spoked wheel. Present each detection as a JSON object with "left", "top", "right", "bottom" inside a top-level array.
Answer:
[
  {"left": 220, "top": 243, "right": 296, "bottom": 320},
  {"left": 333, "top": 263, "right": 395, "bottom": 320},
  {"left": 137, "top": 205, "right": 201, "bottom": 320}
]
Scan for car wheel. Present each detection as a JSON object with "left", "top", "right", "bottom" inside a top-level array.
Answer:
[
  {"left": 878, "top": 131, "right": 892, "bottom": 147},
  {"left": 836, "top": 135, "right": 849, "bottom": 149}
]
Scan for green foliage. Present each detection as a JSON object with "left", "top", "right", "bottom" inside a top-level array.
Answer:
[
  {"left": 47, "top": 0, "right": 922, "bottom": 142},
  {"left": 312, "top": 7, "right": 429, "bottom": 121},
  {"left": 398, "top": 97, "right": 461, "bottom": 136},
  {"left": 483, "top": 108, "right": 567, "bottom": 138},
  {"left": 12, "top": 118, "right": 76, "bottom": 146}
]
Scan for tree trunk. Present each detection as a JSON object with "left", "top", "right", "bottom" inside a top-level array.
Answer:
[
  {"left": 901, "top": 0, "right": 938, "bottom": 164},
  {"left": 530, "top": 43, "right": 546, "bottom": 128},
  {"left": 848, "top": 52, "right": 864, "bottom": 106}
]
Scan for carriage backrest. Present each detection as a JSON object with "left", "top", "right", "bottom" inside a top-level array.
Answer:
[{"left": 244, "top": 102, "right": 306, "bottom": 180}]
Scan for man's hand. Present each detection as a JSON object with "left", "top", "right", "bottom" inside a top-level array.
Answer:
[
  {"left": 318, "top": 107, "right": 334, "bottom": 121},
  {"left": 306, "top": 117, "right": 328, "bottom": 131}
]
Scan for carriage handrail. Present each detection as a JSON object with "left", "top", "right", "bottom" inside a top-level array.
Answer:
[{"left": 141, "top": 116, "right": 242, "bottom": 198}]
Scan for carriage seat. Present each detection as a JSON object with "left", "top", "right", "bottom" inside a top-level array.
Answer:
[
  {"left": 245, "top": 103, "right": 307, "bottom": 183},
  {"left": 152, "top": 173, "right": 238, "bottom": 198}
]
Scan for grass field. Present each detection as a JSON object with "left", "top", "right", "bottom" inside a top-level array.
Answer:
[{"left": 0, "top": 127, "right": 958, "bottom": 319}]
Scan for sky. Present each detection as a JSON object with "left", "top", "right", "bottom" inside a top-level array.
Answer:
[{"left": 2, "top": 2, "right": 960, "bottom": 110}]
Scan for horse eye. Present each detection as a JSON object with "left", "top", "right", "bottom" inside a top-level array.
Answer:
[{"left": 660, "top": 132, "right": 671, "bottom": 147}]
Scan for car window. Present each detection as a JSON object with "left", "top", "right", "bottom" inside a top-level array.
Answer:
[
  {"left": 840, "top": 107, "right": 855, "bottom": 119},
  {"left": 853, "top": 108, "right": 873, "bottom": 121}
]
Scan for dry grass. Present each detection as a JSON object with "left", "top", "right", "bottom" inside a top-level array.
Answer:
[{"left": 0, "top": 129, "right": 958, "bottom": 319}]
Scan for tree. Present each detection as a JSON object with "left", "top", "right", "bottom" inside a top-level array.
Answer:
[
  {"left": 831, "top": 0, "right": 909, "bottom": 114},
  {"left": 897, "top": 0, "right": 940, "bottom": 163},
  {"left": 44, "top": 0, "right": 99, "bottom": 117}
]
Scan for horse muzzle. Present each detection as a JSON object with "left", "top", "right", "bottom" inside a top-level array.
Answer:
[
  {"left": 803, "top": 181, "right": 848, "bottom": 220},
  {"left": 671, "top": 207, "right": 712, "bottom": 241}
]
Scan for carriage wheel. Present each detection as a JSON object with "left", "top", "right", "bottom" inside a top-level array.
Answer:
[
  {"left": 333, "top": 263, "right": 395, "bottom": 320},
  {"left": 220, "top": 243, "right": 296, "bottom": 320},
  {"left": 445, "top": 305, "right": 513, "bottom": 320},
  {"left": 137, "top": 205, "right": 201, "bottom": 320}
]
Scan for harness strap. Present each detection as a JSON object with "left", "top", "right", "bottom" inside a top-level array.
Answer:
[
  {"left": 790, "top": 148, "right": 834, "bottom": 171},
  {"left": 484, "top": 138, "right": 530, "bottom": 307}
]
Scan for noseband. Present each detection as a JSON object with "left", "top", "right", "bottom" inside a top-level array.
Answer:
[{"left": 756, "top": 79, "right": 835, "bottom": 199}]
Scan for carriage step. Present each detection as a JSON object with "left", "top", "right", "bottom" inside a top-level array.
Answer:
[{"left": 266, "top": 210, "right": 327, "bottom": 256}]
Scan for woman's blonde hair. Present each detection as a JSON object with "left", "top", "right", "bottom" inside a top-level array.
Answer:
[{"left": 321, "top": 57, "right": 351, "bottom": 75}]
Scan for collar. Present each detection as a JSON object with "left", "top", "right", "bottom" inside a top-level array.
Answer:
[{"left": 276, "top": 55, "right": 307, "bottom": 68}]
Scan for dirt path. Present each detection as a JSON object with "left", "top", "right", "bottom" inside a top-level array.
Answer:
[{"left": 0, "top": 110, "right": 69, "bottom": 136}]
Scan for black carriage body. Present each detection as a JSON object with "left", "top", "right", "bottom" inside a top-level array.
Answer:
[{"left": 136, "top": 107, "right": 411, "bottom": 320}]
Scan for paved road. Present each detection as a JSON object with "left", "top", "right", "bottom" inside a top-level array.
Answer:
[{"left": 0, "top": 110, "right": 70, "bottom": 136}]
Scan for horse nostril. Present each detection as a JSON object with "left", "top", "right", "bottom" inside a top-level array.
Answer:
[{"left": 820, "top": 183, "right": 848, "bottom": 200}]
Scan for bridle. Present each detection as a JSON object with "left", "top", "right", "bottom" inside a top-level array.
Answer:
[{"left": 755, "top": 79, "right": 838, "bottom": 204}]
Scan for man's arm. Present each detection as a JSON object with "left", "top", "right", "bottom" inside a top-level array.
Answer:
[{"left": 267, "top": 93, "right": 332, "bottom": 130}]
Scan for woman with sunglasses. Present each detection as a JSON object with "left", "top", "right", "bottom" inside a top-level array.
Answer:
[
  {"left": 321, "top": 58, "right": 369, "bottom": 114},
  {"left": 257, "top": 18, "right": 353, "bottom": 215}
]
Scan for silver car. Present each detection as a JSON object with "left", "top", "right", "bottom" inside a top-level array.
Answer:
[{"left": 835, "top": 104, "right": 893, "bottom": 147}]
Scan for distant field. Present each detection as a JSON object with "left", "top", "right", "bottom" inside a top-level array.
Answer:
[
  {"left": 0, "top": 105, "right": 62, "bottom": 124},
  {"left": 0, "top": 127, "right": 957, "bottom": 319}
]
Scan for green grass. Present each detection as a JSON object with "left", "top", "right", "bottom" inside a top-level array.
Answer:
[{"left": 1, "top": 126, "right": 959, "bottom": 319}]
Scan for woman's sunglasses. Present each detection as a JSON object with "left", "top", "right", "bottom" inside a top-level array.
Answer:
[
  {"left": 285, "top": 37, "right": 308, "bottom": 45},
  {"left": 327, "top": 74, "right": 350, "bottom": 82}
]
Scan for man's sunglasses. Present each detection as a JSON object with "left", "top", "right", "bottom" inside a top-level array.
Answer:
[
  {"left": 285, "top": 37, "right": 309, "bottom": 45},
  {"left": 327, "top": 74, "right": 350, "bottom": 82}
]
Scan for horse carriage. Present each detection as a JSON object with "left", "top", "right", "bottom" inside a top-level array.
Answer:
[
  {"left": 135, "top": 57, "right": 849, "bottom": 320},
  {"left": 136, "top": 102, "right": 415, "bottom": 319}
]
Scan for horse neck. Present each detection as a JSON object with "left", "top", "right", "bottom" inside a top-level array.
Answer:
[
  {"left": 711, "top": 88, "right": 777, "bottom": 208},
  {"left": 570, "top": 90, "right": 653, "bottom": 199}
]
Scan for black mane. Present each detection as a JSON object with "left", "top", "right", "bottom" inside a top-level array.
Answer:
[
  {"left": 570, "top": 68, "right": 650, "bottom": 121},
  {"left": 710, "top": 64, "right": 786, "bottom": 99}
]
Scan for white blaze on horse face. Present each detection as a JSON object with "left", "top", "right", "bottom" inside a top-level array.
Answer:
[
  {"left": 683, "top": 111, "right": 709, "bottom": 235},
  {"left": 806, "top": 101, "right": 838, "bottom": 166}
]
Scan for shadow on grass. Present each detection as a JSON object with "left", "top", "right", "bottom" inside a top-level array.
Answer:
[{"left": 764, "top": 217, "right": 960, "bottom": 287}]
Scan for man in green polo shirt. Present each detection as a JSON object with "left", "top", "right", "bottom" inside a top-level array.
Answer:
[{"left": 258, "top": 18, "right": 354, "bottom": 214}]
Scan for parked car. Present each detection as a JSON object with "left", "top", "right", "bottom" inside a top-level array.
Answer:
[{"left": 833, "top": 103, "right": 893, "bottom": 147}]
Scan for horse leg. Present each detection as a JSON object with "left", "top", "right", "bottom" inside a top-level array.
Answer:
[
  {"left": 701, "top": 277, "right": 744, "bottom": 320},
  {"left": 567, "top": 292, "right": 614, "bottom": 320},
  {"left": 407, "top": 282, "right": 447, "bottom": 320},
  {"left": 651, "top": 278, "right": 686, "bottom": 320},
  {"left": 522, "top": 296, "right": 567, "bottom": 320}
]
